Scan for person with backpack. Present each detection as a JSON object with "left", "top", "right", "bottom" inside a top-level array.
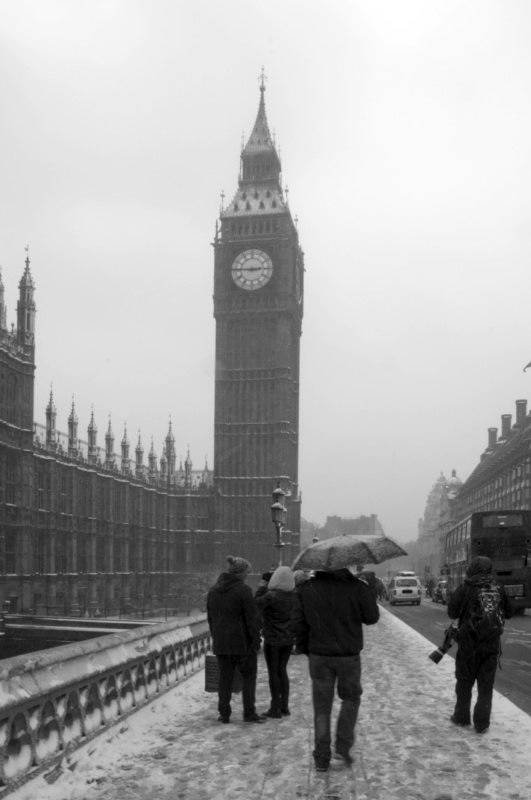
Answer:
[{"left": 447, "top": 555, "right": 513, "bottom": 734}]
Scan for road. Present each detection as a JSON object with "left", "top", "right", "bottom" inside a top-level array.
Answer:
[{"left": 384, "top": 595, "right": 531, "bottom": 716}]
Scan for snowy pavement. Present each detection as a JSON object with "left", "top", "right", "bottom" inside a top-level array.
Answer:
[{"left": 10, "top": 606, "right": 531, "bottom": 800}]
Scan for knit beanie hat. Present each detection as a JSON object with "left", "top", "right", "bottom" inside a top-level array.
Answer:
[
  {"left": 268, "top": 566, "right": 295, "bottom": 592},
  {"left": 226, "top": 556, "right": 252, "bottom": 576},
  {"left": 466, "top": 556, "right": 493, "bottom": 577}
]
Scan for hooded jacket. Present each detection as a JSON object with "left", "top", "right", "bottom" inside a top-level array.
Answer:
[
  {"left": 292, "top": 569, "right": 380, "bottom": 656},
  {"left": 256, "top": 566, "right": 295, "bottom": 647},
  {"left": 206, "top": 572, "right": 260, "bottom": 655}
]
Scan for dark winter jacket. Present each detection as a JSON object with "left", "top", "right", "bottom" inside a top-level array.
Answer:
[
  {"left": 256, "top": 589, "right": 294, "bottom": 647},
  {"left": 206, "top": 572, "right": 260, "bottom": 656},
  {"left": 292, "top": 569, "right": 380, "bottom": 657},
  {"left": 447, "top": 574, "right": 513, "bottom": 653}
]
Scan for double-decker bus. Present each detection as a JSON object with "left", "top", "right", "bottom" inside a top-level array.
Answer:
[{"left": 442, "top": 510, "right": 531, "bottom": 614}]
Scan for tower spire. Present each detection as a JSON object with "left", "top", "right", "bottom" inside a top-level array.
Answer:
[
  {"left": 148, "top": 437, "right": 158, "bottom": 478},
  {"left": 121, "top": 424, "right": 130, "bottom": 474},
  {"left": 88, "top": 406, "right": 98, "bottom": 464},
  {"left": 242, "top": 68, "right": 275, "bottom": 155},
  {"left": 222, "top": 73, "right": 283, "bottom": 217},
  {"left": 105, "top": 415, "right": 115, "bottom": 468},
  {"left": 17, "top": 245, "right": 36, "bottom": 354},
  {"left": 46, "top": 385, "right": 57, "bottom": 450},
  {"left": 68, "top": 396, "right": 79, "bottom": 458}
]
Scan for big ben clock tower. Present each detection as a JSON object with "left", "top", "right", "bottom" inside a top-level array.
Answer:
[{"left": 213, "top": 76, "right": 304, "bottom": 569}]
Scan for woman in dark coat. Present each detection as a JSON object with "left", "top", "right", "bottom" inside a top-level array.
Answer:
[{"left": 256, "top": 565, "right": 295, "bottom": 718}]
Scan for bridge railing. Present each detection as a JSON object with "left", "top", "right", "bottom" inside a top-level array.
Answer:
[{"left": 0, "top": 613, "right": 211, "bottom": 795}]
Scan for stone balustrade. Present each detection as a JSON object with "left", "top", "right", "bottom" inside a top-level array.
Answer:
[{"left": 0, "top": 614, "right": 211, "bottom": 795}]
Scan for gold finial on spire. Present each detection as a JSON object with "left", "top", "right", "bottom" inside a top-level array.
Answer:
[
  {"left": 25, "top": 244, "right": 30, "bottom": 267},
  {"left": 259, "top": 66, "right": 267, "bottom": 93}
]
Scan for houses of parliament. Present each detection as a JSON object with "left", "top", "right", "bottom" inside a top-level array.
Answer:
[{"left": 0, "top": 83, "right": 303, "bottom": 616}]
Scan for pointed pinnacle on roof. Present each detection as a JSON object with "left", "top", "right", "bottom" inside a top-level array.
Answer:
[{"left": 243, "top": 69, "right": 274, "bottom": 153}]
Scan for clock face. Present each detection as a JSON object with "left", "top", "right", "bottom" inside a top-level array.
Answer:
[{"left": 231, "top": 249, "right": 273, "bottom": 291}]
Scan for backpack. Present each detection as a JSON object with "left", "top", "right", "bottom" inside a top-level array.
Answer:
[{"left": 464, "top": 581, "right": 505, "bottom": 641}]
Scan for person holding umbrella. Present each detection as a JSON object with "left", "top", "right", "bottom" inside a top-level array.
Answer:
[{"left": 291, "top": 535, "right": 397, "bottom": 771}]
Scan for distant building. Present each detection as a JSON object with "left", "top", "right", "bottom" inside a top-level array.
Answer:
[
  {"left": 451, "top": 400, "right": 531, "bottom": 518},
  {"left": 418, "top": 398, "right": 531, "bottom": 580},
  {"left": 321, "top": 514, "right": 384, "bottom": 539},
  {"left": 417, "top": 470, "right": 462, "bottom": 579}
]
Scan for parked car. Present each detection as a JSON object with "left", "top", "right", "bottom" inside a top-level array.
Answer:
[
  {"left": 431, "top": 580, "right": 448, "bottom": 604},
  {"left": 388, "top": 576, "right": 422, "bottom": 606}
]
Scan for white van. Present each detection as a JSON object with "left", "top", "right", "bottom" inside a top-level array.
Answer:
[{"left": 388, "top": 575, "right": 422, "bottom": 606}]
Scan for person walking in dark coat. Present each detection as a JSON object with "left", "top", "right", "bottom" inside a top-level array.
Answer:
[
  {"left": 256, "top": 565, "right": 295, "bottom": 718},
  {"left": 292, "top": 568, "right": 380, "bottom": 771},
  {"left": 447, "top": 555, "right": 513, "bottom": 734},
  {"left": 206, "top": 556, "right": 266, "bottom": 724}
]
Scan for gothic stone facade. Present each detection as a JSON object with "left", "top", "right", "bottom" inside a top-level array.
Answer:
[
  {"left": 0, "top": 257, "right": 217, "bottom": 616},
  {"left": 0, "top": 262, "right": 219, "bottom": 616}
]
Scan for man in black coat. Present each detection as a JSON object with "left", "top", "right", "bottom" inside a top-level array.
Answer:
[
  {"left": 292, "top": 568, "right": 380, "bottom": 771},
  {"left": 206, "top": 556, "right": 266, "bottom": 724},
  {"left": 447, "top": 555, "right": 513, "bottom": 734}
]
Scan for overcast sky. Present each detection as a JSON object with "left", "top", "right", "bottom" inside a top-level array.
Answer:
[{"left": 2, "top": 0, "right": 531, "bottom": 542}]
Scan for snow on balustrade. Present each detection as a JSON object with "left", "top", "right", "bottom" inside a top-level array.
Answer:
[{"left": 0, "top": 614, "right": 211, "bottom": 795}]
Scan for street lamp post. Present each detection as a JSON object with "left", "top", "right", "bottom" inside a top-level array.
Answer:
[{"left": 271, "top": 483, "right": 287, "bottom": 566}]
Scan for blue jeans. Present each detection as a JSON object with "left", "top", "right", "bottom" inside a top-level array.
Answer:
[{"left": 309, "top": 653, "right": 362, "bottom": 764}]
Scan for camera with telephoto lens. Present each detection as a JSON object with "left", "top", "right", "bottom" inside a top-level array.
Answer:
[{"left": 428, "top": 624, "right": 458, "bottom": 664}]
